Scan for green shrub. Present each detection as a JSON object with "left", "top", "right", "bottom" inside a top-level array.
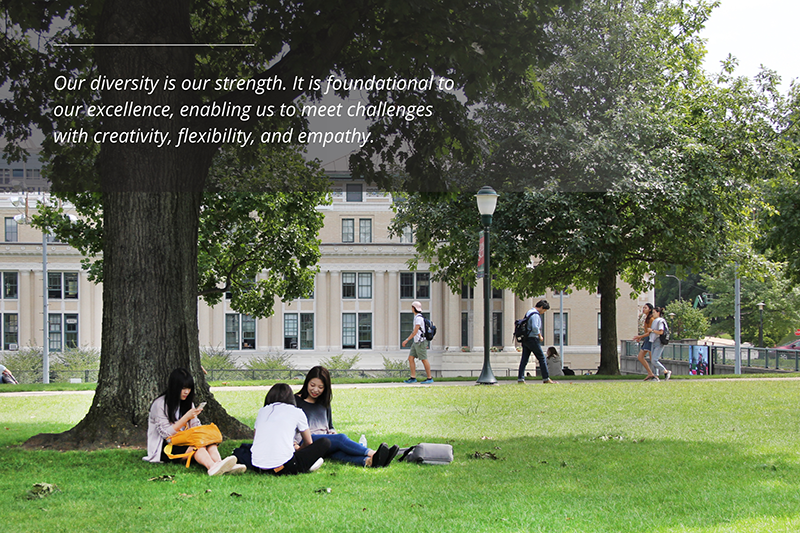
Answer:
[
  {"left": 319, "top": 353, "right": 361, "bottom": 378},
  {"left": 200, "top": 345, "right": 241, "bottom": 381},
  {"left": 381, "top": 355, "right": 408, "bottom": 377},
  {"left": 320, "top": 353, "right": 360, "bottom": 370},
  {"left": 242, "top": 353, "right": 296, "bottom": 380},
  {"left": 50, "top": 346, "right": 101, "bottom": 383},
  {"left": 0, "top": 346, "right": 43, "bottom": 383}
]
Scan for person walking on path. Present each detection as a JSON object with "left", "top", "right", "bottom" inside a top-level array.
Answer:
[
  {"left": 402, "top": 301, "right": 433, "bottom": 384},
  {"left": 633, "top": 303, "right": 657, "bottom": 381},
  {"left": 518, "top": 300, "right": 557, "bottom": 384},
  {"left": 649, "top": 306, "right": 671, "bottom": 381}
]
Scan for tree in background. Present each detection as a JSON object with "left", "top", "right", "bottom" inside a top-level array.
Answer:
[
  {"left": 1, "top": 0, "right": 576, "bottom": 448},
  {"left": 393, "top": 0, "right": 789, "bottom": 374},
  {"left": 663, "top": 300, "right": 709, "bottom": 341},
  {"left": 701, "top": 262, "right": 800, "bottom": 347}
]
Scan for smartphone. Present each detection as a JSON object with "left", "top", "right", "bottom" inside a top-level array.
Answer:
[{"left": 198, "top": 401, "right": 207, "bottom": 409}]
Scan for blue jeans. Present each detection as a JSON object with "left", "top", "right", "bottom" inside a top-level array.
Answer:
[
  {"left": 312, "top": 433, "right": 369, "bottom": 466},
  {"left": 518, "top": 337, "right": 549, "bottom": 381}
]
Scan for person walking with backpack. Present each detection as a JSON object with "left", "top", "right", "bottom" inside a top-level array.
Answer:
[
  {"left": 518, "top": 300, "right": 557, "bottom": 384},
  {"left": 402, "top": 301, "right": 434, "bottom": 384},
  {"left": 649, "top": 306, "right": 671, "bottom": 381}
]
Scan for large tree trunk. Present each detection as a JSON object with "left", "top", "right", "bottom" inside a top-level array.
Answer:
[
  {"left": 24, "top": 0, "right": 251, "bottom": 450},
  {"left": 597, "top": 261, "right": 621, "bottom": 375}
]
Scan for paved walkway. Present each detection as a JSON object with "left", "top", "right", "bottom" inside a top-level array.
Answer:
[{"left": 3, "top": 375, "right": 799, "bottom": 397}]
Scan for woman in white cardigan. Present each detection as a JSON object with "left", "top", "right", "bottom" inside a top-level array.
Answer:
[{"left": 143, "top": 367, "right": 242, "bottom": 475}]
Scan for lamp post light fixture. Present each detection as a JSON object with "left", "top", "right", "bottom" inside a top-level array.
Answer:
[
  {"left": 475, "top": 186, "right": 499, "bottom": 385},
  {"left": 757, "top": 302, "right": 765, "bottom": 348}
]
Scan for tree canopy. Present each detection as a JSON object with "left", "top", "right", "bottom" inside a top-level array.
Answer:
[
  {"left": 393, "top": 0, "right": 792, "bottom": 373},
  {"left": 2, "top": 0, "right": 578, "bottom": 448}
]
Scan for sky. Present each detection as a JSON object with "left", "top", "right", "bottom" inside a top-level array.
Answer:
[{"left": 701, "top": 0, "right": 799, "bottom": 88}]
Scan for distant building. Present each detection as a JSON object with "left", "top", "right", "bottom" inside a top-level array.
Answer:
[{"left": 0, "top": 165, "right": 652, "bottom": 375}]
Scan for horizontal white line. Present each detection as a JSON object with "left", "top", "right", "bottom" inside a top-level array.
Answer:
[{"left": 54, "top": 43, "right": 255, "bottom": 47}]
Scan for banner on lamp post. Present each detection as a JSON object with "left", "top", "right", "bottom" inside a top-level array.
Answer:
[{"left": 477, "top": 232, "right": 485, "bottom": 279}]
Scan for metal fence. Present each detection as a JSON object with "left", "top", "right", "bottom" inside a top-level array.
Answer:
[{"left": 621, "top": 340, "right": 800, "bottom": 373}]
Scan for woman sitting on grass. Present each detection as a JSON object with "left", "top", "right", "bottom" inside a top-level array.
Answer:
[
  {"left": 295, "top": 366, "right": 398, "bottom": 468},
  {"left": 250, "top": 383, "right": 331, "bottom": 475},
  {"left": 143, "top": 367, "right": 243, "bottom": 476}
]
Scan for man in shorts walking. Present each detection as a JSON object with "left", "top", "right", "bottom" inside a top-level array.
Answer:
[{"left": 402, "top": 301, "right": 433, "bottom": 384}]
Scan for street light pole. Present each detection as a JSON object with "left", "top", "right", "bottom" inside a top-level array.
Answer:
[
  {"left": 757, "top": 302, "right": 765, "bottom": 348},
  {"left": 665, "top": 274, "right": 682, "bottom": 301},
  {"left": 476, "top": 186, "right": 498, "bottom": 385}
]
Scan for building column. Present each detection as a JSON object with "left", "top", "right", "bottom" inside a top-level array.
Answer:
[{"left": 503, "top": 288, "right": 516, "bottom": 352}]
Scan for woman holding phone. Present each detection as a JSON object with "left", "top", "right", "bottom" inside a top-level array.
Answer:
[{"left": 143, "top": 367, "right": 243, "bottom": 475}]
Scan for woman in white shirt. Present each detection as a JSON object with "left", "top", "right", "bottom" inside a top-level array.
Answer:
[
  {"left": 649, "top": 307, "right": 671, "bottom": 381},
  {"left": 251, "top": 383, "right": 331, "bottom": 475}
]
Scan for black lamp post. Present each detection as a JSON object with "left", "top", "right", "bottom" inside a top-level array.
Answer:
[
  {"left": 757, "top": 302, "right": 765, "bottom": 348},
  {"left": 476, "top": 186, "right": 498, "bottom": 385}
]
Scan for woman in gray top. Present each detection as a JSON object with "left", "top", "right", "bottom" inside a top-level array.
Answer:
[{"left": 295, "top": 366, "right": 397, "bottom": 467}]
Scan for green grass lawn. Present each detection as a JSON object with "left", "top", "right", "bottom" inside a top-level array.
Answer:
[{"left": 2, "top": 379, "right": 800, "bottom": 532}]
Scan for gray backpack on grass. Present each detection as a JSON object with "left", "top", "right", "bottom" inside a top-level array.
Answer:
[{"left": 397, "top": 443, "right": 453, "bottom": 465}]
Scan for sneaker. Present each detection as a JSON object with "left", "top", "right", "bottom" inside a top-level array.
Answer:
[
  {"left": 517, "top": 379, "right": 526, "bottom": 384},
  {"left": 651, "top": 376, "right": 660, "bottom": 382},
  {"left": 208, "top": 455, "right": 237, "bottom": 476},
  {"left": 308, "top": 458, "right": 324, "bottom": 472},
  {"left": 372, "top": 443, "right": 390, "bottom": 468},
  {"left": 228, "top": 464, "right": 247, "bottom": 475},
  {"left": 542, "top": 378, "right": 558, "bottom": 384},
  {"left": 404, "top": 377, "right": 417, "bottom": 384},
  {"left": 665, "top": 370, "right": 672, "bottom": 381},
  {"left": 420, "top": 378, "right": 434, "bottom": 384},
  {"left": 383, "top": 445, "right": 400, "bottom": 467}
]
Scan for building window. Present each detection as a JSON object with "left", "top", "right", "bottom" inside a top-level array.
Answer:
[
  {"left": 401, "top": 312, "right": 430, "bottom": 349},
  {"left": 343, "top": 313, "right": 371, "bottom": 349},
  {"left": 553, "top": 312, "right": 568, "bottom": 346},
  {"left": 492, "top": 312, "right": 502, "bottom": 347},
  {"left": 26, "top": 168, "right": 41, "bottom": 178},
  {"left": 2, "top": 272, "right": 18, "bottom": 299},
  {"left": 343, "top": 272, "right": 371, "bottom": 299},
  {"left": 346, "top": 184, "right": 363, "bottom": 202},
  {"left": 359, "top": 219, "right": 372, "bottom": 243},
  {"left": 48, "top": 313, "right": 78, "bottom": 352},
  {"left": 48, "top": 272, "right": 79, "bottom": 300},
  {"left": 342, "top": 313, "right": 356, "bottom": 349},
  {"left": 461, "top": 312, "right": 469, "bottom": 347},
  {"left": 4, "top": 218, "right": 18, "bottom": 242},
  {"left": 358, "top": 313, "right": 372, "bottom": 349},
  {"left": 342, "top": 272, "right": 356, "bottom": 299},
  {"left": 461, "top": 282, "right": 474, "bottom": 300},
  {"left": 342, "top": 218, "right": 355, "bottom": 243},
  {"left": 400, "top": 226, "right": 414, "bottom": 244},
  {"left": 284, "top": 313, "right": 315, "bottom": 350},
  {"left": 358, "top": 273, "right": 372, "bottom": 299},
  {"left": 226, "top": 314, "right": 256, "bottom": 350},
  {"left": 492, "top": 285, "right": 503, "bottom": 299},
  {"left": 3, "top": 313, "right": 18, "bottom": 350},
  {"left": 400, "top": 272, "right": 430, "bottom": 299}
]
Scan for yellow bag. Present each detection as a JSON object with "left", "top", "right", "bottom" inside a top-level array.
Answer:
[{"left": 163, "top": 423, "right": 223, "bottom": 468}]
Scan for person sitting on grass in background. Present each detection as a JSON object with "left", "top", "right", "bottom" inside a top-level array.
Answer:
[
  {"left": 546, "top": 346, "right": 565, "bottom": 377},
  {"left": 143, "top": 367, "right": 243, "bottom": 475},
  {"left": 402, "top": 300, "right": 433, "bottom": 384},
  {"left": 296, "top": 366, "right": 398, "bottom": 468},
  {"left": 0, "top": 364, "right": 18, "bottom": 384},
  {"left": 250, "top": 383, "right": 331, "bottom": 476}
]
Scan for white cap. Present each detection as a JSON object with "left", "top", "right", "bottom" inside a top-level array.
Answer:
[{"left": 411, "top": 301, "right": 422, "bottom": 313}]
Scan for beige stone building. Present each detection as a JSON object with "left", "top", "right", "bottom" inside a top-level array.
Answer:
[{"left": 0, "top": 159, "right": 652, "bottom": 376}]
